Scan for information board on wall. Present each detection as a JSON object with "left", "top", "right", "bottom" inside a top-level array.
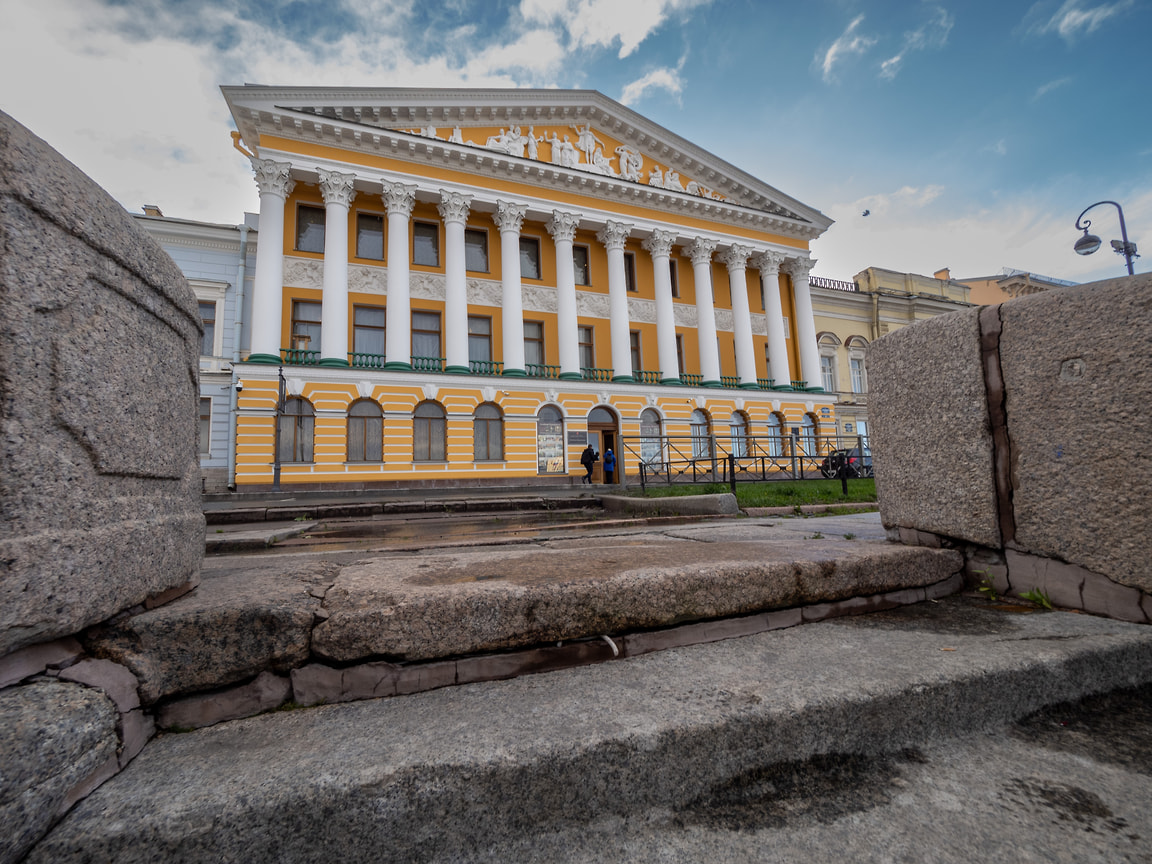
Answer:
[
  {"left": 567, "top": 430, "right": 588, "bottom": 446},
  {"left": 537, "top": 423, "right": 564, "bottom": 473}
]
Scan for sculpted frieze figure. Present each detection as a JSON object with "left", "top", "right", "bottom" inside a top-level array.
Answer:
[
  {"left": 615, "top": 145, "right": 643, "bottom": 182},
  {"left": 543, "top": 132, "right": 581, "bottom": 168},
  {"left": 663, "top": 170, "right": 684, "bottom": 192},
  {"left": 448, "top": 126, "right": 464, "bottom": 144},
  {"left": 648, "top": 164, "right": 664, "bottom": 187},
  {"left": 570, "top": 123, "right": 605, "bottom": 164}
]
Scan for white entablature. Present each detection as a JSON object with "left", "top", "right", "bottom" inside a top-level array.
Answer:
[{"left": 221, "top": 85, "right": 833, "bottom": 243}]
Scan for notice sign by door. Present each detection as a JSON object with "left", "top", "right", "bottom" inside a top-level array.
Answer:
[{"left": 537, "top": 423, "right": 564, "bottom": 473}]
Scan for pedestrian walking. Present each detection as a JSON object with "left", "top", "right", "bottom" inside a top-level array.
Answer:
[
  {"left": 603, "top": 448, "right": 616, "bottom": 484},
  {"left": 580, "top": 443, "right": 597, "bottom": 484}
]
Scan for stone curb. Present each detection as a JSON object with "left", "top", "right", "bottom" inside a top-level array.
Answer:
[
  {"left": 204, "top": 496, "right": 598, "bottom": 525},
  {"left": 600, "top": 493, "right": 739, "bottom": 516},
  {"left": 744, "top": 502, "right": 879, "bottom": 517}
]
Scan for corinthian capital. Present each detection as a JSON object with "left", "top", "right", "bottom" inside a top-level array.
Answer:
[
  {"left": 784, "top": 257, "right": 817, "bottom": 280},
  {"left": 719, "top": 244, "right": 753, "bottom": 271},
  {"left": 682, "top": 238, "right": 718, "bottom": 267},
  {"left": 251, "top": 159, "right": 295, "bottom": 198},
  {"left": 546, "top": 210, "right": 580, "bottom": 243},
  {"left": 492, "top": 200, "right": 527, "bottom": 234},
  {"left": 642, "top": 229, "right": 676, "bottom": 259},
  {"left": 318, "top": 169, "right": 357, "bottom": 208},
  {"left": 380, "top": 180, "right": 418, "bottom": 217},
  {"left": 437, "top": 189, "right": 472, "bottom": 224},
  {"left": 596, "top": 220, "right": 633, "bottom": 251},
  {"left": 752, "top": 250, "right": 786, "bottom": 276}
]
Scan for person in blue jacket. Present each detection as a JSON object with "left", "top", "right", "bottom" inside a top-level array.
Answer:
[{"left": 603, "top": 448, "right": 616, "bottom": 484}]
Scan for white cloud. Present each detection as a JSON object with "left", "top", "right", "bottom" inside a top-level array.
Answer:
[
  {"left": 620, "top": 56, "right": 686, "bottom": 106},
  {"left": 1032, "top": 76, "right": 1073, "bottom": 100},
  {"left": 1024, "top": 0, "right": 1135, "bottom": 41},
  {"left": 520, "top": 0, "right": 710, "bottom": 58},
  {"left": 878, "top": 5, "right": 954, "bottom": 81},
  {"left": 987, "top": 139, "right": 1008, "bottom": 156},
  {"left": 819, "top": 15, "right": 877, "bottom": 84}
]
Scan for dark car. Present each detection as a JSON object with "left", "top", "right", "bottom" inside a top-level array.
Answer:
[{"left": 820, "top": 447, "right": 873, "bottom": 479}]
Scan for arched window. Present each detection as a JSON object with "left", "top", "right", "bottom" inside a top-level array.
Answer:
[
  {"left": 729, "top": 411, "right": 749, "bottom": 458},
  {"left": 640, "top": 408, "right": 663, "bottom": 466},
  {"left": 818, "top": 333, "right": 841, "bottom": 393},
  {"left": 473, "top": 402, "right": 503, "bottom": 461},
  {"left": 801, "top": 412, "right": 817, "bottom": 455},
  {"left": 537, "top": 404, "right": 565, "bottom": 473},
  {"left": 690, "top": 409, "right": 712, "bottom": 460},
  {"left": 278, "top": 397, "right": 314, "bottom": 463},
  {"left": 587, "top": 406, "right": 616, "bottom": 425},
  {"left": 413, "top": 401, "right": 446, "bottom": 462},
  {"left": 846, "top": 336, "right": 868, "bottom": 394},
  {"left": 767, "top": 412, "right": 784, "bottom": 458},
  {"left": 347, "top": 399, "right": 382, "bottom": 462}
]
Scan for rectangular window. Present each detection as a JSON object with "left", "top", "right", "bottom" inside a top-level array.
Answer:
[
  {"left": 468, "top": 315, "right": 492, "bottom": 363},
  {"left": 199, "top": 301, "right": 216, "bottom": 356},
  {"left": 624, "top": 251, "right": 637, "bottom": 292},
  {"left": 764, "top": 346, "right": 773, "bottom": 383},
  {"left": 676, "top": 333, "right": 685, "bottom": 376},
  {"left": 356, "top": 213, "right": 384, "bottom": 260},
  {"left": 669, "top": 259, "right": 679, "bottom": 298},
  {"left": 630, "top": 330, "right": 642, "bottom": 372},
  {"left": 353, "top": 305, "right": 386, "bottom": 357},
  {"left": 578, "top": 325, "right": 595, "bottom": 370},
  {"left": 413, "top": 221, "right": 439, "bottom": 266},
  {"left": 412, "top": 311, "right": 442, "bottom": 359},
  {"left": 524, "top": 320, "right": 545, "bottom": 367},
  {"left": 465, "top": 228, "right": 489, "bottom": 272},
  {"left": 291, "top": 300, "right": 322, "bottom": 354},
  {"left": 295, "top": 205, "right": 325, "bottom": 253},
  {"left": 821, "top": 356, "right": 836, "bottom": 392},
  {"left": 199, "top": 397, "right": 211, "bottom": 456},
  {"left": 573, "top": 245, "right": 590, "bottom": 285},
  {"left": 850, "top": 357, "right": 867, "bottom": 393},
  {"left": 520, "top": 236, "right": 541, "bottom": 280}
]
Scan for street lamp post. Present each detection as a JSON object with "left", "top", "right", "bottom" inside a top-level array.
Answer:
[{"left": 1073, "top": 200, "right": 1139, "bottom": 276}]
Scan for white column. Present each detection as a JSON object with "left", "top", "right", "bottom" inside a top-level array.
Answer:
[
  {"left": 318, "top": 169, "right": 356, "bottom": 368},
  {"left": 381, "top": 180, "right": 417, "bottom": 370},
  {"left": 493, "top": 200, "right": 528, "bottom": 376},
  {"left": 597, "top": 220, "right": 634, "bottom": 382},
  {"left": 547, "top": 210, "right": 582, "bottom": 380},
  {"left": 248, "top": 159, "right": 294, "bottom": 363},
  {"left": 438, "top": 189, "right": 472, "bottom": 374},
  {"left": 753, "top": 251, "right": 791, "bottom": 387},
  {"left": 786, "top": 257, "right": 821, "bottom": 389},
  {"left": 642, "top": 229, "right": 679, "bottom": 384},
  {"left": 720, "top": 244, "right": 757, "bottom": 388},
  {"left": 684, "top": 238, "right": 721, "bottom": 386}
]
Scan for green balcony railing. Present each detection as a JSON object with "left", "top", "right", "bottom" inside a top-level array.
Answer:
[
  {"left": 469, "top": 359, "right": 504, "bottom": 375},
  {"left": 412, "top": 355, "right": 445, "bottom": 373},
  {"left": 525, "top": 363, "right": 561, "bottom": 379},
  {"left": 349, "top": 352, "right": 386, "bottom": 369},
  {"left": 634, "top": 369, "right": 663, "bottom": 385},
  {"left": 790, "top": 380, "right": 808, "bottom": 390},
  {"left": 757, "top": 378, "right": 776, "bottom": 389},
  {"left": 581, "top": 367, "right": 614, "bottom": 382},
  {"left": 281, "top": 348, "right": 321, "bottom": 366},
  {"left": 681, "top": 373, "right": 703, "bottom": 386},
  {"left": 720, "top": 375, "right": 741, "bottom": 388}
]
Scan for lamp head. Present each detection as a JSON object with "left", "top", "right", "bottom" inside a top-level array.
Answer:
[{"left": 1074, "top": 230, "right": 1102, "bottom": 256}]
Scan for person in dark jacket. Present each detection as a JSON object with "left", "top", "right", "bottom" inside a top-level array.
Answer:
[
  {"left": 579, "top": 444, "right": 597, "bottom": 484},
  {"left": 603, "top": 448, "right": 616, "bottom": 484}
]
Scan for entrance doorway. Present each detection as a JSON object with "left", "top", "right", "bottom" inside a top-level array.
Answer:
[{"left": 587, "top": 406, "right": 619, "bottom": 484}]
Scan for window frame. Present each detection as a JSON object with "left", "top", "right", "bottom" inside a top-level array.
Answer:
[
  {"left": 629, "top": 330, "right": 642, "bottom": 372},
  {"left": 411, "top": 309, "right": 443, "bottom": 361},
  {"left": 412, "top": 220, "right": 440, "bottom": 267},
  {"left": 295, "top": 203, "right": 326, "bottom": 254},
  {"left": 278, "top": 397, "right": 315, "bottom": 463},
  {"left": 578, "top": 325, "right": 595, "bottom": 371},
  {"left": 413, "top": 400, "right": 447, "bottom": 462},
  {"left": 468, "top": 315, "right": 492, "bottom": 364},
  {"left": 473, "top": 402, "right": 504, "bottom": 462},
  {"left": 354, "top": 211, "right": 385, "bottom": 261},
  {"left": 524, "top": 319, "right": 546, "bottom": 367},
  {"left": 536, "top": 404, "right": 565, "bottom": 474},
  {"left": 669, "top": 259, "right": 679, "bottom": 298},
  {"left": 519, "top": 235, "right": 542, "bottom": 281},
  {"left": 624, "top": 251, "right": 637, "bottom": 292},
  {"left": 347, "top": 399, "right": 383, "bottom": 462},
  {"left": 352, "top": 304, "right": 386, "bottom": 358},
  {"left": 199, "top": 397, "right": 212, "bottom": 457},
  {"left": 464, "top": 227, "right": 490, "bottom": 273},
  {"left": 291, "top": 299, "right": 322, "bottom": 353},
  {"left": 572, "top": 244, "right": 591, "bottom": 286}
]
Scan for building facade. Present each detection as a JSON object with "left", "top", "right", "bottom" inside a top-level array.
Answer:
[{"left": 221, "top": 86, "right": 840, "bottom": 489}]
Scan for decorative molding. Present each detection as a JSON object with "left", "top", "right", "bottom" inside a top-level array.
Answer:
[
  {"left": 805, "top": 401, "right": 815, "bottom": 413},
  {"left": 251, "top": 158, "right": 295, "bottom": 198},
  {"left": 627, "top": 297, "right": 656, "bottom": 324},
  {"left": 380, "top": 180, "right": 417, "bottom": 216},
  {"left": 695, "top": 396, "right": 707, "bottom": 409},
  {"left": 576, "top": 291, "right": 611, "bottom": 319},
  {"left": 286, "top": 378, "right": 304, "bottom": 397},
  {"left": 546, "top": 388, "right": 560, "bottom": 403},
  {"left": 467, "top": 278, "right": 503, "bottom": 307},
  {"left": 735, "top": 398, "right": 745, "bottom": 411},
  {"left": 646, "top": 393, "right": 659, "bottom": 407},
  {"left": 772, "top": 400, "right": 781, "bottom": 412},
  {"left": 348, "top": 264, "right": 386, "bottom": 294},
  {"left": 318, "top": 169, "right": 357, "bottom": 208},
  {"left": 546, "top": 210, "right": 580, "bottom": 243},
  {"left": 683, "top": 238, "right": 718, "bottom": 267},
  {"left": 411, "top": 271, "right": 447, "bottom": 302},
  {"left": 423, "top": 383, "right": 440, "bottom": 401},
  {"left": 437, "top": 189, "right": 472, "bottom": 224},
  {"left": 283, "top": 257, "right": 324, "bottom": 289},
  {"left": 596, "top": 220, "right": 632, "bottom": 251},
  {"left": 714, "top": 309, "right": 734, "bottom": 331},
  {"left": 493, "top": 200, "right": 527, "bottom": 233},
  {"left": 357, "top": 381, "right": 374, "bottom": 398},
  {"left": 750, "top": 313, "right": 767, "bottom": 336},
  {"left": 674, "top": 304, "right": 698, "bottom": 328},
  {"left": 642, "top": 229, "right": 676, "bottom": 259},
  {"left": 481, "top": 387, "right": 497, "bottom": 402},
  {"left": 752, "top": 250, "right": 786, "bottom": 276},
  {"left": 599, "top": 391, "right": 610, "bottom": 405},
  {"left": 720, "top": 244, "right": 753, "bottom": 270},
  {"left": 784, "top": 257, "right": 817, "bottom": 280},
  {"left": 522, "top": 285, "right": 558, "bottom": 314}
]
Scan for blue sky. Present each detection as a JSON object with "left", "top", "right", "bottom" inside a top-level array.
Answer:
[{"left": 1, "top": 0, "right": 1148, "bottom": 282}]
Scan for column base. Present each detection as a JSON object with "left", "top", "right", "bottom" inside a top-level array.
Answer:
[
  {"left": 502, "top": 368, "right": 527, "bottom": 378},
  {"left": 738, "top": 382, "right": 760, "bottom": 390},
  {"left": 702, "top": 380, "right": 723, "bottom": 388},
  {"left": 318, "top": 358, "right": 350, "bottom": 368},
  {"left": 383, "top": 361, "right": 412, "bottom": 371},
  {"left": 559, "top": 372, "right": 583, "bottom": 381},
  {"left": 660, "top": 377, "right": 681, "bottom": 385},
  {"left": 444, "top": 365, "right": 470, "bottom": 374},
  {"left": 245, "top": 353, "right": 282, "bottom": 365},
  {"left": 611, "top": 375, "right": 634, "bottom": 383}
]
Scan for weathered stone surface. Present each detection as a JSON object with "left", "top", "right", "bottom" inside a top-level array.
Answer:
[
  {"left": 0, "top": 680, "right": 118, "bottom": 864},
  {"left": 27, "top": 600, "right": 1152, "bottom": 864},
  {"left": 313, "top": 539, "right": 962, "bottom": 662},
  {"left": 998, "top": 275, "right": 1152, "bottom": 591},
  {"left": 85, "top": 567, "right": 326, "bottom": 703},
  {"left": 868, "top": 308, "right": 1000, "bottom": 547},
  {"left": 0, "top": 112, "right": 204, "bottom": 656},
  {"left": 1080, "top": 573, "right": 1148, "bottom": 624},
  {"left": 1005, "top": 548, "right": 1088, "bottom": 610},
  {"left": 57, "top": 658, "right": 140, "bottom": 713},
  {"left": 600, "top": 493, "right": 739, "bottom": 516},
  {"left": 117, "top": 709, "right": 155, "bottom": 769},
  {"left": 158, "top": 671, "right": 291, "bottom": 731},
  {"left": 0, "top": 638, "right": 82, "bottom": 689}
]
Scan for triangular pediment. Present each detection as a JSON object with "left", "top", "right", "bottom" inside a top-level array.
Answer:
[{"left": 223, "top": 86, "right": 832, "bottom": 239}]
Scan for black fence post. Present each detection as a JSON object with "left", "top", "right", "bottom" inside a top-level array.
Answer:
[{"left": 728, "top": 453, "right": 736, "bottom": 494}]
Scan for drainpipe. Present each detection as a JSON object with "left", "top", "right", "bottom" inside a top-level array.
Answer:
[
  {"left": 227, "top": 223, "right": 250, "bottom": 491},
  {"left": 870, "top": 291, "right": 880, "bottom": 343}
]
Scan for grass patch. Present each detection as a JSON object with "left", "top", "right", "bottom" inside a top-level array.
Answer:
[{"left": 632, "top": 479, "right": 877, "bottom": 509}]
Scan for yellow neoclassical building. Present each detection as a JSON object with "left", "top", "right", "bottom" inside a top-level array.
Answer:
[{"left": 223, "top": 86, "right": 839, "bottom": 488}]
